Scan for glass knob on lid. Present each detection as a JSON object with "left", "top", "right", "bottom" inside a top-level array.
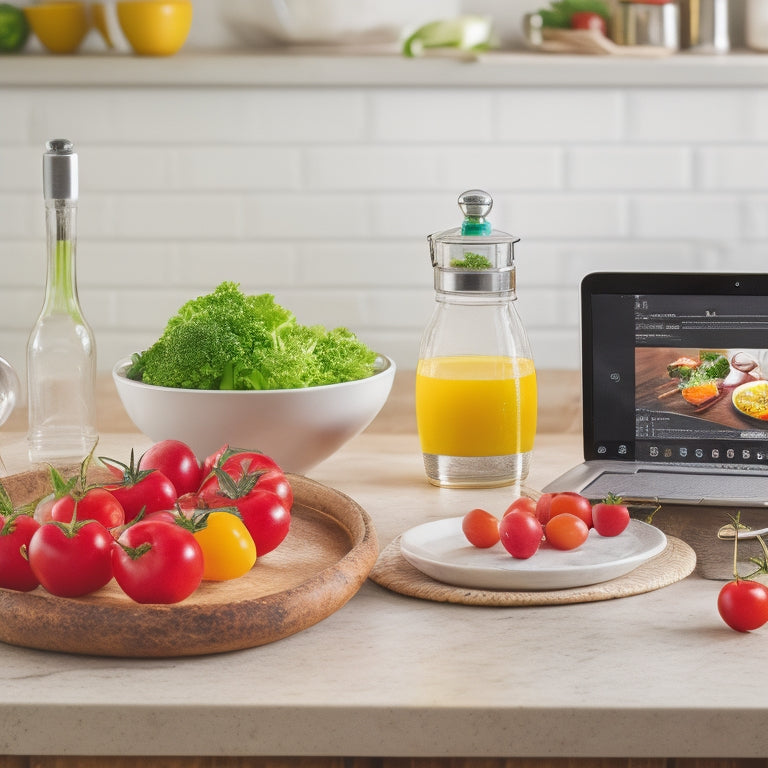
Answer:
[{"left": 428, "top": 189, "right": 520, "bottom": 293}]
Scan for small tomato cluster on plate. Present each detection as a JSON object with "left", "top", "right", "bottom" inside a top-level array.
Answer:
[
  {"left": 0, "top": 440, "right": 292, "bottom": 604},
  {"left": 462, "top": 491, "right": 630, "bottom": 559}
]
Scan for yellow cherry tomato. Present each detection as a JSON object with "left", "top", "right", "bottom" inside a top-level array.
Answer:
[{"left": 193, "top": 511, "right": 256, "bottom": 581}]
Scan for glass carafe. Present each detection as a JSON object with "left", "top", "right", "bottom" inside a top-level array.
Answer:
[{"left": 415, "top": 190, "right": 537, "bottom": 488}]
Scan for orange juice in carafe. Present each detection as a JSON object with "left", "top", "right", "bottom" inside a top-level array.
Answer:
[
  {"left": 416, "top": 190, "right": 537, "bottom": 487},
  {"left": 416, "top": 355, "right": 537, "bottom": 457}
]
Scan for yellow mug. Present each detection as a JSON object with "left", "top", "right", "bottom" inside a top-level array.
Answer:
[
  {"left": 24, "top": 2, "right": 90, "bottom": 54},
  {"left": 91, "top": 0, "right": 192, "bottom": 55}
]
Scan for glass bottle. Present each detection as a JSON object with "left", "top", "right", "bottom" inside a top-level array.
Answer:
[
  {"left": 27, "top": 139, "right": 97, "bottom": 463},
  {"left": 415, "top": 190, "right": 537, "bottom": 488}
]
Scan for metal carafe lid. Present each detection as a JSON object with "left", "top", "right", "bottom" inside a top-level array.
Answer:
[
  {"left": 428, "top": 189, "right": 520, "bottom": 294},
  {"left": 43, "top": 139, "right": 78, "bottom": 202}
]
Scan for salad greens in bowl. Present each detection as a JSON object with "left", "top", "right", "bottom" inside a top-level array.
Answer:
[{"left": 114, "top": 282, "right": 395, "bottom": 472}]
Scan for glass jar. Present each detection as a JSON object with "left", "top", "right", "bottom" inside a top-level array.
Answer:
[
  {"left": 415, "top": 190, "right": 537, "bottom": 488},
  {"left": 27, "top": 139, "right": 97, "bottom": 463}
]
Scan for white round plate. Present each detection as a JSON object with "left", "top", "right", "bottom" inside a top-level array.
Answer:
[{"left": 399, "top": 517, "right": 667, "bottom": 591}]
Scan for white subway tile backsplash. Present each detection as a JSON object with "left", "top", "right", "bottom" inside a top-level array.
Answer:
[
  {"left": 626, "top": 90, "right": 754, "bottom": 143},
  {"left": 500, "top": 193, "right": 627, "bottom": 238},
  {"left": 567, "top": 147, "right": 692, "bottom": 190},
  {"left": 630, "top": 194, "right": 741, "bottom": 239},
  {"left": 371, "top": 90, "right": 494, "bottom": 142},
  {"left": 699, "top": 146, "right": 768, "bottom": 190},
  {"left": 2, "top": 83, "right": 768, "bottom": 379},
  {"left": 496, "top": 90, "right": 624, "bottom": 142},
  {"left": 299, "top": 241, "right": 431, "bottom": 287}
]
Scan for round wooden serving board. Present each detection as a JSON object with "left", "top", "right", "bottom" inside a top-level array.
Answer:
[{"left": 0, "top": 470, "right": 378, "bottom": 658}]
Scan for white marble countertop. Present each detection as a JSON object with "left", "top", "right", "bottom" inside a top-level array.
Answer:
[
  {"left": 0, "top": 422, "right": 766, "bottom": 760},
  {"left": 4, "top": 49, "right": 768, "bottom": 87}
]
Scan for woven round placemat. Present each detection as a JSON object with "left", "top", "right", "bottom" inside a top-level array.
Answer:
[{"left": 369, "top": 535, "right": 696, "bottom": 606}]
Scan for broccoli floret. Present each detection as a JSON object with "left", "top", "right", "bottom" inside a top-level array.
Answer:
[{"left": 129, "top": 281, "right": 377, "bottom": 391}]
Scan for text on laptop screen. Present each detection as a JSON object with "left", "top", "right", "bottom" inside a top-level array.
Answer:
[{"left": 587, "top": 281, "right": 768, "bottom": 467}]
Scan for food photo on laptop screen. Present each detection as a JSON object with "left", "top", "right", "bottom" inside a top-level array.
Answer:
[{"left": 543, "top": 272, "right": 768, "bottom": 507}]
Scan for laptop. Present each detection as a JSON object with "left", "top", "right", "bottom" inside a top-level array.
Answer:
[{"left": 543, "top": 272, "right": 768, "bottom": 507}]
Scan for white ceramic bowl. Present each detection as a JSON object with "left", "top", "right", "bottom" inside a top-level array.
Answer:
[
  {"left": 113, "top": 354, "right": 395, "bottom": 474},
  {"left": 220, "top": 0, "right": 460, "bottom": 46}
]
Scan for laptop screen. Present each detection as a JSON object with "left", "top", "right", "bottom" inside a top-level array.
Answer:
[{"left": 582, "top": 273, "right": 768, "bottom": 468}]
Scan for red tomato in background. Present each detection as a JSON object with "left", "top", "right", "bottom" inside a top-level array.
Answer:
[
  {"left": 28, "top": 520, "right": 113, "bottom": 597},
  {"left": 202, "top": 445, "right": 281, "bottom": 480},
  {"left": 718, "top": 579, "right": 768, "bottom": 632},
  {"left": 499, "top": 510, "right": 543, "bottom": 559},
  {"left": 253, "top": 469, "right": 294, "bottom": 512},
  {"left": 545, "top": 513, "right": 589, "bottom": 551},
  {"left": 140, "top": 439, "right": 203, "bottom": 497},
  {"left": 535, "top": 493, "right": 556, "bottom": 524},
  {"left": 205, "top": 488, "right": 290, "bottom": 557},
  {"left": 503, "top": 497, "right": 537, "bottom": 518},
  {"left": 112, "top": 520, "right": 204, "bottom": 604},
  {"left": 462, "top": 508, "right": 500, "bottom": 548},
  {"left": 570, "top": 11, "right": 607, "bottom": 34},
  {"left": 106, "top": 469, "right": 177, "bottom": 524},
  {"left": 592, "top": 498, "right": 630, "bottom": 537},
  {"left": 549, "top": 492, "right": 593, "bottom": 529},
  {"left": 0, "top": 513, "right": 40, "bottom": 592},
  {"left": 51, "top": 487, "right": 125, "bottom": 530}
]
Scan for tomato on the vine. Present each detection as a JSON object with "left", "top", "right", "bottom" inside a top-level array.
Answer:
[
  {"left": 198, "top": 463, "right": 291, "bottom": 556},
  {"left": 51, "top": 487, "right": 125, "bottom": 530},
  {"left": 592, "top": 494, "right": 630, "bottom": 537},
  {"left": 139, "top": 439, "right": 202, "bottom": 497},
  {"left": 189, "top": 510, "right": 257, "bottom": 581},
  {"left": 112, "top": 520, "right": 204, "bottom": 604},
  {"left": 462, "top": 508, "right": 500, "bottom": 548},
  {"left": 202, "top": 445, "right": 281, "bottom": 481},
  {"left": 101, "top": 450, "right": 177, "bottom": 523},
  {"left": 499, "top": 510, "right": 543, "bottom": 559},
  {"left": 718, "top": 579, "right": 768, "bottom": 632},
  {"left": 0, "top": 512, "right": 40, "bottom": 592},
  {"left": 28, "top": 519, "right": 114, "bottom": 597},
  {"left": 545, "top": 513, "right": 589, "bottom": 551}
]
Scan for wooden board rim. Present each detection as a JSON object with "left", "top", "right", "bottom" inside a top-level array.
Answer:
[{"left": 0, "top": 472, "right": 378, "bottom": 657}]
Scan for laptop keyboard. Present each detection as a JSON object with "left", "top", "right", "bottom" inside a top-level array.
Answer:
[{"left": 581, "top": 471, "right": 768, "bottom": 505}]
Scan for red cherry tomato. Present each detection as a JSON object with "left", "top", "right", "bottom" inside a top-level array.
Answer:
[
  {"left": 28, "top": 520, "right": 114, "bottom": 597},
  {"left": 253, "top": 469, "right": 294, "bottom": 512},
  {"left": 503, "top": 497, "right": 537, "bottom": 518},
  {"left": 206, "top": 488, "right": 290, "bottom": 557},
  {"left": 201, "top": 445, "right": 281, "bottom": 481},
  {"left": 592, "top": 496, "right": 630, "bottom": 537},
  {"left": 0, "top": 513, "right": 40, "bottom": 592},
  {"left": 462, "top": 508, "right": 500, "bottom": 548},
  {"left": 51, "top": 487, "right": 125, "bottom": 530},
  {"left": 139, "top": 439, "right": 203, "bottom": 497},
  {"left": 570, "top": 11, "right": 607, "bottom": 34},
  {"left": 112, "top": 520, "right": 204, "bottom": 604},
  {"left": 499, "top": 510, "right": 543, "bottom": 560},
  {"left": 535, "top": 492, "right": 556, "bottom": 525},
  {"left": 718, "top": 579, "right": 768, "bottom": 632},
  {"left": 101, "top": 450, "right": 178, "bottom": 524},
  {"left": 549, "top": 492, "right": 593, "bottom": 529},
  {"left": 545, "top": 513, "right": 589, "bottom": 551}
]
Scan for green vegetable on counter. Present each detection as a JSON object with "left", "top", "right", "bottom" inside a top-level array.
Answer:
[
  {"left": 537, "top": 0, "right": 610, "bottom": 28},
  {"left": 127, "top": 281, "right": 377, "bottom": 391},
  {"left": 0, "top": 3, "right": 29, "bottom": 53},
  {"left": 402, "top": 15, "right": 493, "bottom": 58}
]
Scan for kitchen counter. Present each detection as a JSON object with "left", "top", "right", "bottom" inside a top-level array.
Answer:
[
  {"left": 6, "top": 49, "right": 768, "bottom": 87},
  {"left": 0, "top": 370, "right": 766, "bottom": 767}
]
